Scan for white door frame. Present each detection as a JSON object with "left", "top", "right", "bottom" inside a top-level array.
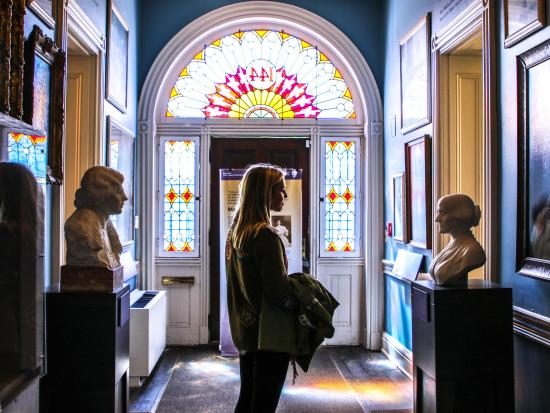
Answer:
[
  {"left": 138, "top": 1, "right": 384, "bottom": 348},
  {"left": 432, "top": 0, "right": 497, "bottom": 280}
]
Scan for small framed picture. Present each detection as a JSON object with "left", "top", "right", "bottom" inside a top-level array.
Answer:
[
  {"left": 106, "top": 1, "right": 129, "bottom": 113},
  {"left": 393, "top": 172, "right": 407, "bottom": 243},
  {"left": 405, "top": 135, "right": 431, "bottom": 249},
  {"left": 504, "top": 0, "right": 545, "bottom": 48},
  {"left": 400, "top": 13, "right": 431, "bottom": 134}
]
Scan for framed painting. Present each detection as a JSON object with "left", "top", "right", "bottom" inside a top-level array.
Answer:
[
  {"left": 516, "top": 39, "right": 550, "bottom": 281},
  {"left": 23, "top": 25, "right": 65, "bottom": 185},
  {"left": 400, "top": 13, "right": 431, "bottom": 134},
  {"left": 106, "top": 1, "right": 129, "bottom": 113},
  {"left": 107, "top": 116, "right": 135, "bottom": 247},
  {"left": 405, "top": 135, "right": 431, "bottom": 249},
  {"left": 393, "top": 172, "right": 407, "bottom": 243},
  {"left": 504, "top": 0, "right": 545, "bottom": 48}
]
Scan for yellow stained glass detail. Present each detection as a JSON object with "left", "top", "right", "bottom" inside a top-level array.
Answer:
[
  {"left": 181, "top": 187, "right": 194, "bottom": 204},
  {"left": 166, "top": 110, "right": 174, "bottom": 117},
  {"left": 319, "top": 52, "right": 329, "bottom": 62},
  {"left": 166, "top": 188, "right": 178, "bottom": 205},
  {"left": 301, "top": 40, "right": 312, "bottom": 49},
  {"left": 280, "top": 32, "right": 290, "bottom": 41},
  {"left": 333, "top": 69, "right": 343, "bottom": 79},
  {"left": 342, "top": 187, "right": 354, "bottom": 204},
  {"left": 342, "top": 242, "right": 353, "bottom": 252},
  {"left": 326, "top": 242, "right": 337, "bottom": 252},
  {"left": 212, "top": 39, "right": 221, "bottom": 47},
  {"left": 170, "top": 88, "right": 179, "bottom": 98},
  {"left": 327, "top": 187, "right": 339, "bottom": 204},
  {"left": 343, "top": 88, "right": 353, "bottom": 100},
  {"left": 179, "top": 67, "right": 189, "bottom": 77},
  {"left": 234, "top": 31, "right": 245, "bottom": 40},
  {"left": 256, "top": 29, "right": 268, "bottom": 38},
  {"left": 342, "top": 141, "right": 354, "bottom": 150},
  {"left": 327, "top": 141, "right": 339, "bottom": 151},
  {"left": 193, "top": 51, "right": 204, "bottom": 60}
]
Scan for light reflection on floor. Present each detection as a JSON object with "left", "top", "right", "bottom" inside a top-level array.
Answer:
[{"left": 154, "top": 349, "right": 413, "bottom": 413}]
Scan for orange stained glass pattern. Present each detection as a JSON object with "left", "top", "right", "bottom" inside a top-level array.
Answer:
[
  {"left": 324, "top": 140, "right": 357, "bottom": 252},
  {"left": 166, "top": 30, "right": 356, "bottom": 119}
]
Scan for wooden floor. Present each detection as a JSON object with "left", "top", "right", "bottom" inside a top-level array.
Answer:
[{"left": 130, "top": 347, "right": 413, "bottom": 413}]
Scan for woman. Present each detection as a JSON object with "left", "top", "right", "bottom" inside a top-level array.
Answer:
[
  {"left": 225, "top": 163, "right": 292, "bottom": 413},
  {"left": 429, "top": 194, "right": 486, "bottom": 285}
]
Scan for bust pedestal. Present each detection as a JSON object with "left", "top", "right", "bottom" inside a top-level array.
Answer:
[
  {"left": 60, "top": 265, "right": 123, "bottom": 292},
  {"left": 411, "top": 280, "right": 514, "bottom": 413}
]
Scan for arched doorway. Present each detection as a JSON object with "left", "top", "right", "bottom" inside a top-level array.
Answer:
[{"left": 138, "top": 1, "right": 384, "bottom": 348}]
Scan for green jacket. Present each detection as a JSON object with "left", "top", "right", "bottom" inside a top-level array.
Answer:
[{"left": 226, "top": 227, "right": 339, "bottom": 372}]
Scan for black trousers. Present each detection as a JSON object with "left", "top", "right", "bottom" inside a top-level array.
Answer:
[{"left": 235, "top": 351, "right": 290, "bottom": 413}]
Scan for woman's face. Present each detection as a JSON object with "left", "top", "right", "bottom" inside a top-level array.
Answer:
[
  {"left": 270, "top": 179, "right": 287, "bottom": 212},
  {"left": 435, "top": 200, "right": 456, "bottom": 234}
]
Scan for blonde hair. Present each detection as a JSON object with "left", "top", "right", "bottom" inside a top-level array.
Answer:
[{"left": 231, "top": 164, "right": 285, "bottom": 254}]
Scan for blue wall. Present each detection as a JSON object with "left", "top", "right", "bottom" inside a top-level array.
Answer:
[
  {"left": 383, "top": 1, "right": 550, "bottom": 412},
  {"left": 138, "top": 0, "right": 386, "bottom": 95}
]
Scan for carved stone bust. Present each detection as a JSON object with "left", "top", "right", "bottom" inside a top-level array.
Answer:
[
  {"left": 429, "top": 194, "right": 486, "bottom": 286},
  {"left": 64, "top": 166, "right": 128, "bottom": 269}
]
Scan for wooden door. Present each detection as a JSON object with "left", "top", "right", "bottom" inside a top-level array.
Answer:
[{"left": 210, "top": 138, "right": 309, "bottom": 341}]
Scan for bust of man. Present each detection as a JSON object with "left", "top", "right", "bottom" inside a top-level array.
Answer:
[
  {"left": 64, "top": 166, "right": 128, "bottom": 268},
  {"left": 429, "top": 194, "right": 486, "bottom": 286}
]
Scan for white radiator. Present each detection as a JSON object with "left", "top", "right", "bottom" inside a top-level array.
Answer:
[{"left": 129, "top": 289, "right": 167, "bottom": 387}]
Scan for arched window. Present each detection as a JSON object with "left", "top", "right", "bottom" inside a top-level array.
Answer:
[{"left": 166, "top": 30, "right": 355, "bottom": 119}]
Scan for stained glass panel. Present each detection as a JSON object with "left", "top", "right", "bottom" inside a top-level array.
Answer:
[
  {"left": 7, "top": 133, "right": 48, "bottom": 184},
  {"left": 163, "top": 139, "right": 196, "bottom": 253},
  {"left": 324, "top": 140, "right": 356, "bottom": 252},
  {"left": 167, "top": 30, "right": 355, "bottom": 119}
]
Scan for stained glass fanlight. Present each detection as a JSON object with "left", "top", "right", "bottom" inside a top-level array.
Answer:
[
  {"left": 163, "top": 139, "right": 197, "bottom": 253},
  {"left": 167, "top": 30, "right": 356, "bottom": 119},
  {"left": 324, "top": 139, "right": 357, "bottom": 252},
  {"left": 7, "top": 133, "right": 48, "bottom": 184}
]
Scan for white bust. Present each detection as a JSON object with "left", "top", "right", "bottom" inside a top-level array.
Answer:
[
  {"left": 429, "top": 194, "right": 486, "bottom": 286},
  {"left": 64, "top": 166, "right": 128, "bottom": 269}
]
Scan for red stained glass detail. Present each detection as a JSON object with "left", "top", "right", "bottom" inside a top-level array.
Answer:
[
  {"left": 165, "top": 188, "right": 178, "bottom": 205},
  {"left": 181, "top": 187, "right": 194, "bottom": 204},
  {"left": 326, "top": 242, "right": 337, "bottom": 252},
  {"left": 182, "top": 242, "right": 193, "bottom": 252},
  {"left": 327, "top": 141, "right": 338, "bottom": 151},
  {"left": 166, "top": 242, "right": 177, "bottom": 252},
  {"left": 342, "top": 242, "right": 353, "bottom": 252},
  {"left": 327, "top": 187, "right": 339, "bottom": 204},
  {"left": 342, "top": 187, "right": 354, "bottom": 204},
  {"left": 342, "top": 141, "right": 354, "bottom": 150}
]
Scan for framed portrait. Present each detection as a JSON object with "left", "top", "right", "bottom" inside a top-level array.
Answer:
[
  {"left": 400, "top": 13, "right": 431, "bottom": 134},
  {"left": 504, "top": 0, "right": 545, "bottom": 48},
  {"left": 107, "top": 116, "right": 135, "bottom": 246},
  {"left": 271, "top": 215, "right": 292, "bottom": 248},
  {"left": 393, "top": 172, "right": 407, "bottom": 243},
  {"left": 405, "top": 135, "right": 431, "bottom": 249},
  {"left": 106, "top": 1, "right": 129, "bottom": 113},
  {"left": 23, "top": 25, "right": 65, "bottom": 185},
  {"left": 516, "top": 39, "right": 550, "bottom": 281}
]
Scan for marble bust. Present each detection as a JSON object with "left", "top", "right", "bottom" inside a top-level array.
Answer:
[
  {"left": 429, "top": 194, "right": 486, "bottom": 286},
  {"left": 64, "top": 166, "right": 128, "bottom": 269}
]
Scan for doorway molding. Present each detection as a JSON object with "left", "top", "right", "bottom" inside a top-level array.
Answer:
[
  {"left": 138, "top": 1, "right": 384, "bottom": 348},
  {"left": 432, "top": 0, "right": 497, "bottom": 280}
]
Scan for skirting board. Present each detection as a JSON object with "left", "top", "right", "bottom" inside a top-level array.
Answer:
[{"left": 381, "top": 332, "right": 413, "bottom": 379}]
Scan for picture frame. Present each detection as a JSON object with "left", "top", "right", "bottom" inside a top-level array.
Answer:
[
  {"left": 504, "top": 0, "right": 545, "bottom": 48},
  {"left": 393, "top": 172, "right": 407, "bottom": 243},
  {"left": 0, "top": 1, "right": 12, "bottom": 113},
  {"left": 405, "top": 135, "right": 431, "bottom": 249},
  {"left": 400, "top": 13, "right": 431, "bottom": 134},
  {"left": 106, "top": 116, "right": 135, "bottom": 247},
  {"left": 106, "top": 1, "right": 129, "bottom": 113},
  {"left": 26, "top": 0, "right": 55, "bottom": 29},
  {"left": 23, "top": 24, "right": 65, "bottom": 185},
  {"left": 9, "top": 0, "right": 26, "bottom": 119},
  {"left": 516, "top": 39, "right": 550, "bottom": 281}
]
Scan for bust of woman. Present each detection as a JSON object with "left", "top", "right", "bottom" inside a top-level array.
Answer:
[
  {"left": 429, "top": 194, "right": 486, "bottom": 286},
  {"left": 64, "top": 166, "right": 127, "bottom": 268}
]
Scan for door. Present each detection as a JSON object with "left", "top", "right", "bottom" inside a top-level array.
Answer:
[
  {"left": 448, "top": 54, "right": 484, "bottom": 279},
  {"left": 210, "top": 137, "right": 310, "bottom": 341}
]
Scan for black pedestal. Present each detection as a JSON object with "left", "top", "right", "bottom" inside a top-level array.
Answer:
[
  {"left": 411, "top": 280, "right": 514, "bottom": 413},
  {"left": 41, "top": 284, "right": 130, "bottom": 413}
]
